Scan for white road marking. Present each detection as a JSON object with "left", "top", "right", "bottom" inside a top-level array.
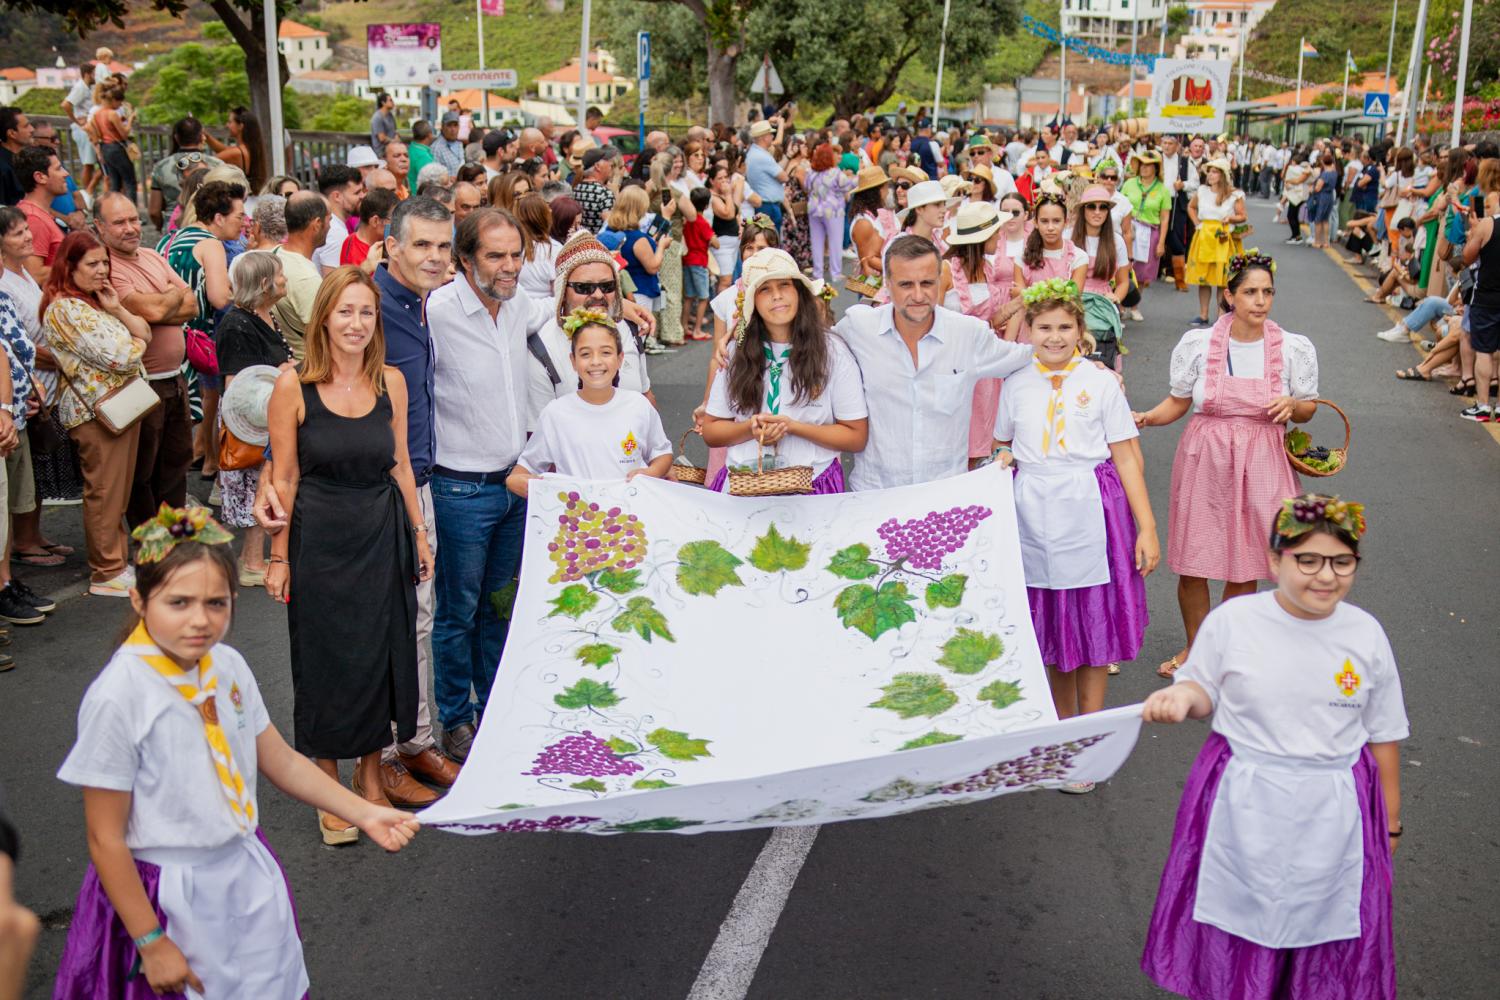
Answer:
[{"left": 686, "top": 825, "right": 820, "bottom": 1000}]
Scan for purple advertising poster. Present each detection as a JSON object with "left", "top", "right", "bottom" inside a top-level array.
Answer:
[{"left": 367, "top": 23, "right": 443, "bottom": 87}]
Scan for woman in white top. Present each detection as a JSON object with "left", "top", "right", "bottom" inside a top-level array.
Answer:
[
  {"left": 1282, "top": 150, "right": 1314, "bottom": 245},
  {"left": 1184, "top": 158, "right": 1248, "bottom": 326},
  {"left": 1142, "top": 496, "right": 1406, "bottom": 1000},
  {"left": 514, "top": 193, "right": 563, "bottom": 301},
  {"left": 701, "top": 249, "right": 867, "bottom": 494},
  {"left": 1068, "top": 184, "right": 1132, "bottom": 369},
  {"left": 1133, "top": 253, "right": 1318, "bottom": 678}
]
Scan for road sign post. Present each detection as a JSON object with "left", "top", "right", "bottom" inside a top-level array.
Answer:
[
  {"left": 637, "top": 31, "right": 650, "bottom": 154},
  {"left": 1363, "top": 91, "right": 1390, "bottom": 119}
]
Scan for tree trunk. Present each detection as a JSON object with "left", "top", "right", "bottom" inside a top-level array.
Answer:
[
  {"left": 705, "top": 34, "right": 738, "bottom": 128},
  {"left": 209, "top": 0, "right": 285, "bottom": 178}
]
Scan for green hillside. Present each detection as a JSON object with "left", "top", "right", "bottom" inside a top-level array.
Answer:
[{"left": 316, "top": 0, "right": 584, "bottom": 97}]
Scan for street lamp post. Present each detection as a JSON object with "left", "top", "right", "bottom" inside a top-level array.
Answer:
[{"left": 1450, "top": 0, "right": 1474, "bottom": 148}]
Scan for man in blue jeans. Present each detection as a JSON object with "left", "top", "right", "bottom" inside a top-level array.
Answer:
[
  {"left": 745, "top": 117, "right": 787, "bottom": 232},
  {"left": 425, "top": 207, "right": 533, "bottom": 762}
]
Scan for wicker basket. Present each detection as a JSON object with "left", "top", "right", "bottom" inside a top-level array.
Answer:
[
  {"left": 844, "top": 272, "right": 883, "bottom": 299},
  {"left": 726, "top": 442, "right": 813, "bottom": 497},
  {"left": 1285, "top": 399, "right": 1351, "bottom": 478},
  {"left": 668, "top": 428, "right": 708, "bottom": 486}
]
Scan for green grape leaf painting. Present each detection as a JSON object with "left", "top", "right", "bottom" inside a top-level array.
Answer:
[
  {"left": 606, "top": 737, "right": 639, "bottom": 754},
  {"left": 570, "top": 778, "right": 607, "bottom": 793},
  {"left": 648, "top": 728, "right": 713, "bottom": 761},
  {"left": 897, "top": 731, "right": 964, "bottom": 751},
  {"left": 826, "top": 543, "right": 880, "bottom": 580},
  {"left": 547, "top": 584, "right": 598, "bottom": 620},
  {"left": 554, "top": 679, "right": 623, "bottom": 711},
  {"left": 676, "top": 540, "right": 746, "bottom": 596},
  {"left": 612, "top": 596, "right": 676, "bottom": 643},
  {"left": 835, "top": 581, "right": 917, "bottom": 640},
  {"left": 978, "top": 680, "right": 1024, "bottom": 711},
  {"left": 937, "top": 629, "right": 1005, "bottom": 675},
  {"left": 925, "top": 573, "right": 968, "bottom": 609},
  {"left": 870, "top": 673, "right": 959, "bottom": 719},
  {"left": 575, "top": 643, "right": 621, "bottom": 668},
  {"left": 630, "top": 778, "right": 678, "bottom": 790},
  {"left": 596, "top": 568, "right": 643, "bottom": 594},
  {"left": 749, "top": 523, "right": 811, "bottom": 573}
]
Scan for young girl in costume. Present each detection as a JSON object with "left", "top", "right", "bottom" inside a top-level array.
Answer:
[
  {"left": 1069, "top": 184, "right": 1132, "bottom": 370},
  {"left": 509, "top": 309, "right": 673, "bottom": 498},
  {"left": 994, "top": 279, "right": 1158, "bottom": 793},
  {"left": 1141, "top": 495, "right": 1405, "bottom": 1000},
  {"left": 700, "top": 248, "right": 867, "bottom": 495},
  {"left": 1013, "top": 192, "right": 1088, "bottom": 294},
  {"left": 54, "top": 507, "right": 418, "bottom": 1000}
]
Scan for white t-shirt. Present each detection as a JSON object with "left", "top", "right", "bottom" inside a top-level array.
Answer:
[
  {"left": 710, "top": 284, "right": 739, "bottom": 325},
  {"left": 0, "top": 267, "right": 43, "bottom": 340},
  {"left": 65, "top": 80, "right": 94, "bottom": 125},
  {"left": 312, "top": 216, "right": 348, "bottom": 272},
  {"left": 705, "top": 335, "right": 868, "bottom": 478},
  {"left": 519, "top": 239, "right": 563, "bottom": 301},
  {"left": 1194, "top": 187, "right": 1244, "bottom": 222},
  {"left": 1082, "top": 233, "right": 1129, "bottom": 272},
  {"left": 1109, "top": 190, "right": 1133, "bottom": 228},
  {"left": 520, "top": 389, "right": 671, "bottom": 480},
  {"left": 58, "top": 641, "right": 272, "bottom": 851},
  {"left": 1168, "top": 327, "right": 1319, "bottom": 413},
  {"left": 527, "top": 318, "right": 651, "bottom": 431},
  {"left": 996, "top": 361, "right": 1137, "bottom": 467},
  {"left": 1177, "top": 592, "right": 1409, "bottom": 761}
]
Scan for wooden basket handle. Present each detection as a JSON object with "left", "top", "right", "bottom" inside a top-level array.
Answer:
[{"left": 1312, "top": 398, "right": 1352, "bottom": 453}]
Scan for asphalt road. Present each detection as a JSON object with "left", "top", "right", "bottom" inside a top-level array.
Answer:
[{"left": 5, "top": 196, "right": 1499, "bottom": 999}]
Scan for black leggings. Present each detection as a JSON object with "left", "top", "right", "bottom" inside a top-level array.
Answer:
[
  {"left": 100, "top": 141, "right": 137, "bottom": 203},
  {"left": 1287, "top": 201, "right": 1302, "bottom": 241}
]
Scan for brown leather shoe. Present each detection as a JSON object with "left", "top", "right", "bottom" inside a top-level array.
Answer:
[
  {"left": 398, "top": 746, "right": 461, "bottom": 788},
  {"left": 377, "top": 760, "right": 439, "bottom": 807}
]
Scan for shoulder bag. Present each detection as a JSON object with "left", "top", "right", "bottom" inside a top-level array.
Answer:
[{"left": 59, "top": 364, "right": 159, "bottom": 435}]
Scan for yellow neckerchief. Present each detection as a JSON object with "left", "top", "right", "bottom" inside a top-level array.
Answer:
[
  {"left": 126, "top": 622, "right": 254, "bottom": 831},
  {"left": 1035, "top": 353, "right": 1084, "bottom": 456}
]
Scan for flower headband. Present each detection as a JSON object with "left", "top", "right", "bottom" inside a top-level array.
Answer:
[
  {"left": 743, "top": 213, "right": 777, "bottom": 234},
  {"left": 1274, "top": 495, "right": 1366, "bottom": 543},
  {"left": 561, "top": 307, "right": 614, "bottom": 339},
  {"left": 1020, "top": 277, "right": 1081, "bottom": 306},
  {"left": 1032, "top": 191, "right": 1067, "bottom": 214},
  {"left": 131, "top": 504, "right": 234, "bottom": 564},
  {"left": 1228, "top": 247, "right": 1276, "bottom": 280}
]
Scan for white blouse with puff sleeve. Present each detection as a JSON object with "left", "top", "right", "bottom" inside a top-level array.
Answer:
[{"left": 1168, "top": 326, "right": 1319, "bottom": 414}]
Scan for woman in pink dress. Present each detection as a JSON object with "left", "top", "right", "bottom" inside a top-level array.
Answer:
[
  {"left": 946, "top": 194, "right": 1029, "bottom": 462},
  {"left": 1131, "top": 253, "right": 1319, "bottom": 678}
]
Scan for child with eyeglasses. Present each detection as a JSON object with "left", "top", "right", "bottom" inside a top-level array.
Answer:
[{"left": 1141, "top": 494, "right": 1406, "bottom": 1000}]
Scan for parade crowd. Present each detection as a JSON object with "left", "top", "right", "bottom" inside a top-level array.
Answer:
[{"left": 3, "top": 59, "right": 1499, "bottom": 999}]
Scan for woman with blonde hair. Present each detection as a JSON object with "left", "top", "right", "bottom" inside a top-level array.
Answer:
[
  {"left": 487, "top": 171, "right": 532, "bottom": 216},
  {"left": 265, "top": 266, "right": 432, "bottom": 844}
]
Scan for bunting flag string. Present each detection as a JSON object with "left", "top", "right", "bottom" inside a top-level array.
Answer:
[{"left": 1021, "top": 15, "right": 1159, "bottom": 70}]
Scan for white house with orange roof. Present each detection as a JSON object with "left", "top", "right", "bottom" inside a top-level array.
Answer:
[
  {"left": 438, "top": 89, "right": 525, "bottom": 128},
  {"left": 0, "top": 68, "right": 36, "bottom": 104},
  {"left": 279, "top": 20, "right": 332, "bottom": 75},
  {"left": 1174, "top": 1, "right": 1279, "bottom": 62},
  {"left": 1060, "top": 0, "right": 1167, "bottom": 48},
  {"left": 534, "top": 53, "right": 631, "bottom": 112}
]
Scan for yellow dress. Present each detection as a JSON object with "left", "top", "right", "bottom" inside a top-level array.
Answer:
[{"left": 1184, "top": 188, "right": 1244, "bottom": 288}]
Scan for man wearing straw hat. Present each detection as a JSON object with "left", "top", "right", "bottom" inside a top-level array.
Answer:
[{"left": 745, "top": 117, "right": 788, "bottom": 233}]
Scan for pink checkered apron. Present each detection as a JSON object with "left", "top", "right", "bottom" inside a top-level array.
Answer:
[
  {"left": 960, "top": 244, "right": 1019, "bottom": 457},
  {"left": 1167, "top": 316, "right": 1302, "bottom": 582}
]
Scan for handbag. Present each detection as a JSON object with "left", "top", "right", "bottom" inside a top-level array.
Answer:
[
  {"left": 184, "top": 325, "right": 219, "bottom": 375},
  {"left": 59, "top": 365, "right": 159, "bottom": 435},
  {"left": 217, "top": 423, "right": 264, "bottom": 471}
]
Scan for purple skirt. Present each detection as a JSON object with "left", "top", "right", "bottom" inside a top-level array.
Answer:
[
  {"left": 1025, "top": 462, "right": 1148, "bottom": 671},
  {"left": 707, "top": 459, "right": 846, "bottom": 494},
  {"left": 1142, "top": 734, "right": 1395, "bottom": 1000},
  {"left": 54, "top": 829, "right": 304, "bottom": 1000},
  {"left": 1132, "top": 221, "right": 1162, "bottom": 286}
]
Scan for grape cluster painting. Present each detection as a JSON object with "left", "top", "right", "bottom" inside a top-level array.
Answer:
[{"left": 420, "top": 466, "right": 1143, "bottom": 836}]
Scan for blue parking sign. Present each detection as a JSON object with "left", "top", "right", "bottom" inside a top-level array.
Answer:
[{"left": 638, "top": 31, "right": 651, "bottom": 81}]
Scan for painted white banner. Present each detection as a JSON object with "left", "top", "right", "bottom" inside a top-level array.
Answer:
[
  {"left": 421, "top": 466, "right": 1142, "bottom": 835},
  {"left": 1147, "top": 58, "right": 1231, "bottom": 135}
]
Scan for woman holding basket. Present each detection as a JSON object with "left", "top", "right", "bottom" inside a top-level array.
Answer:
[{"left": 1132, "top": 252, "right": 1319, "bottom": 678}]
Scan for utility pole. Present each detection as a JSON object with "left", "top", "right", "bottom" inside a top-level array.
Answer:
[
  {"left": 1451, "top": 0, "right": 1474, "bottom": 148},
  {"left": 1397, "top": 0, "right": 1430, "bottom": 147},
  {"left": 933, "top": 0, "right": 952, "bottom": 123},
  {"left": 262, "top": 0, "right": 284, "bottom": 176},
  {"left": 578, "top": 0, "right": 592, "bottom": 130}
]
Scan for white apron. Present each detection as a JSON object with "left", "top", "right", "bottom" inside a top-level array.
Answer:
[
  {"left": 1193, "top": 739, "right": 1364, "bottom": 949},
  {"left": 137, "top": 835, "right": 309, "bottom": 999},
  {"left": 1013, "top": 461, "right": 1108, "bottom": 590}
]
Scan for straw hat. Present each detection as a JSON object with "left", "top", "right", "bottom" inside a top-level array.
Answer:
[
  {"left": 734, "top": 248, "right": 817, "bottom": 343},
  {"left": 748, "top": 119, "right": 775, "bottom": 139},
  {"left": 944, "top": 201, "right": 1013, "bottom": 247},
  {"left": 888, "top": 164, "right": 927, "bottom": 185},
  {"left": 1202, "top": 157, "right": 1233, "bottom": 179},
  {"left": 965, "top": 162, "right": 996, "bottom": 191},
  {"left": 1069, "top": 140, "right": 1091, "bottom": 157},
  {"left": 938, "top": 173, "right": 972, "bottom": 203},
  {"left": 897, "top": 180, "right": 948, "bottom": 223},
  {"left": 1129, "top": 148, "right": 1163, "bottom": 170},
  {"left": 852, "top": 164, "right": 891, "bottom": 194},
  {"left": 967, "top": 134, "right": 996, "bottom": 151},
  {"left": 219, "top": 365, "right": 280, "bottom": 447}
]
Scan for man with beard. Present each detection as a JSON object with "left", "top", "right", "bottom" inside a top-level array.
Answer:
[
  {"left": 831, "top": 236, "right": 1034, "bottom": 491},
  {"left": 1159, "top": 134, "right": 1203, "bottom": 291},
  {"left": 525, "top": 229, "right": 655, "bottom": 430},
  {"left": 424, "top": 208, "right": 532, "bottom": 764}
]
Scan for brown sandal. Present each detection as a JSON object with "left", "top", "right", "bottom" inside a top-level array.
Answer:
[{"left": 1157, "top": 655, "right": 1182, "bottom": 679}]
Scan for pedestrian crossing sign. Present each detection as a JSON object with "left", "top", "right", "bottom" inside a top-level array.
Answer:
[{"left": 1363, "top": 93, "right": 1389, "bottom": 119}]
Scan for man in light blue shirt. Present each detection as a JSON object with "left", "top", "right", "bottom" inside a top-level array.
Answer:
[{"left": 745, "top": 117, "right": 788, "bottom": 232}]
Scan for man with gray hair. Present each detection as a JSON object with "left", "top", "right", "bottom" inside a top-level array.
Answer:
[
  {"left": 250, "top": 194, "right": 287, "bottom": 245},
  {"left": 415, "top": 162, "right": 450, "bottom": 192}
]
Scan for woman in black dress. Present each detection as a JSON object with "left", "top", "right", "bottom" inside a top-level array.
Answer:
[{"left": 264, "top": 266, "right": 433, "bottom": 846}]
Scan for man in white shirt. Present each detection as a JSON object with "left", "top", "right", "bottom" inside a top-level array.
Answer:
[
  {"left": 312, "top": 164, "right": 365, "bottom": 275},
  {"left": 1160, "top": 135, "right": 1202, "bottom": 290},
  {"left": 426, "top": 208, "right": 533, "bottom": 759},
  {"left": 60, "top": 61, "right": 98, "bottom": 198},
  {"left": 1004, "top": 129, "right": 1034, "bottom": 177},
  {"left": 834, "top": 236, "right": 1034, "bottom": 490},
  {"left": 528, "top": 230, "right": 654, "bottom": 429}
]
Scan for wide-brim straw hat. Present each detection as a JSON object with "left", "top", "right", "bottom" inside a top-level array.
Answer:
[
  {"left": 1203, "top": 157, "right": 1233, "bottom": 179},
  {"left": 897, "top": 180, "right": 948, "bottom": 223},
  {"left": 734, "top": 248, "right": 818, "bottom": 342},
  {"left": 939, "top": 173, "right": 972, "bottom": 202},
  {"left": 1130, "top": 149, "right": 1163, "bottom": 169},
  {"left": 964, "top": 163, "right": 996, "bottom": 189},
  {"left": 944, "top": 201, "right": 1014, "bottom": 246},
  {"left": 852, "top": 164, "right": 891, "bottom": 193},
  {"left": 748, "top": 119, "right": 774, "bottom": 139},
  {"left": 888, "top": 164, "right": 927, "bottom": 185},
  {"left": 220, "top": 365, "right": 280, "bottom": 447}
]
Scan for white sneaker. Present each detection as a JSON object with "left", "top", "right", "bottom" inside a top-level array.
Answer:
[
  {"left": 89, "top": 574, "right": 133, "bottom": 598},
  {"left": 1128, "top": 308, "right": 1144, "bottom": 322},
  {"left": 1377, "top": 325, "right": 1410, "bottom": 343},
  {"left": 1059, "top": 780, "right": 1096, "bottom": 795},
  {"left": 208, "top": 481, "right": 222, "bottom": 507},
  {"left": 841, "top": 247, "right": 856, "bottom": 261}
]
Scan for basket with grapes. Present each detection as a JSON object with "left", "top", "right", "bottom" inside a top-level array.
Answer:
[
  {"left": 1285, "top": 399, "right": 1351, "bottom": 478},
  {"left": 845, "top": 271, "right": 883, "bottom": 299}
]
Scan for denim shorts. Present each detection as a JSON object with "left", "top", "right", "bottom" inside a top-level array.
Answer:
[{"left": 683, "top": 264, "right": 710, "bottom": 300}]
